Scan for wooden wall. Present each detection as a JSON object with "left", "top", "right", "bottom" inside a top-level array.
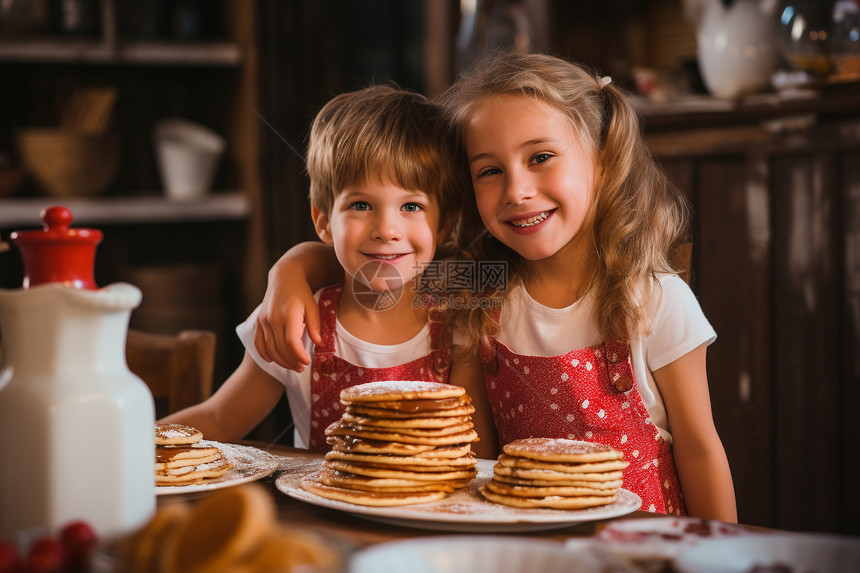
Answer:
[{"left": 649, "top": 114, "right": 860, "bottom": 534}]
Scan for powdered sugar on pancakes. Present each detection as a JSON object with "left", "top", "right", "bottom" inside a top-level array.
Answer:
[
  {"left": 503, "top": 437, "right": 624, "bottom": 463},
  {"left": 340, "top": 380, "right": 464, "bottom": 402}
]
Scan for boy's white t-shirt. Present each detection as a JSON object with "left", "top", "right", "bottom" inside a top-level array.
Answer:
[
  {"left": 491, "top": 274, "right": 716, "bottom": 444},
  {"left": 235, "top": 288, "right": 433, "bottom": 448}
]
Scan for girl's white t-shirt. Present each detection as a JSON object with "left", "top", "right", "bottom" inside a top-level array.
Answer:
[
  {"left": 493, "top": 274, "right": 716, "bottom": 444},
  {"left": 235, "top": 288, "right": 433, "bottom": 448}
]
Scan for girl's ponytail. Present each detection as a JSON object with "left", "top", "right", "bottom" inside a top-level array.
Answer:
[{"left": 592, "top": 74, "right": 690, "bottom": 341}]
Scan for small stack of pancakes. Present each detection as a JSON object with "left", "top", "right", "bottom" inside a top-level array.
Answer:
[
  {"left": 155, "top": 423, "right": 233, "bottom": 486},
  {"left": 301, "top": 380, "right": 479, "bottom": 506},
  {"left": 480, "top": 437, "right": 628, "bottom": 509}
]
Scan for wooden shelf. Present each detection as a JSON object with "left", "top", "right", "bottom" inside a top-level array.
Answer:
[
  {"left": 0, "top": 192, "right": 251, "bottom": 228},
  {"left": 635, "top": 81, "right": 860, "bottom": 133},
  {"left": 0, "top": 39, "right": 243, "bottom": 67}
]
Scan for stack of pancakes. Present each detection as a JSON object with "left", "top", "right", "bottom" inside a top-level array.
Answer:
[
  {"left": 301, "top": 380, "right": 479, "bottom": 506},
  {"left": 155, "top": 423, "right": 233, "bottom": 486},
  {"left": 480, "top": 437, "right": 628, "bottom": 509}
]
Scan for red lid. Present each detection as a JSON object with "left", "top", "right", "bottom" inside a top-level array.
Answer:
[{"left": 9, "top": 206, "right": 103, "bottom": 289}]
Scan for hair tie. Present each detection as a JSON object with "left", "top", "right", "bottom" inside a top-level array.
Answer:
[{"left": 599, "top": 76, "right": 612, "bottom": 89}]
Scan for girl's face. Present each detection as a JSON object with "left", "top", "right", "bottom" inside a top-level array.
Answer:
[
  {"left": 464, "top": 95, "right": 597, "bottom": 264},
  {"left": 313, "top": 179, "right": 443, "bottom": 293}
]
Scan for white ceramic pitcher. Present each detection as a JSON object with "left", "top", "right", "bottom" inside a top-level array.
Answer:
[
  {"left": 0, "top": 207, "right": 155, "bottom": 539},
  {"left": 692, "top": 0, "right": 783, "bottom": 98}
]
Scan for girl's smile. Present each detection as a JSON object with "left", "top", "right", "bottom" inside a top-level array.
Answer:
[
  {"left": 465, "top": 94, "right": 596, "bottom": 264},
  {"left": 506, "top": 209, "right": 556, "bottom": 232}
]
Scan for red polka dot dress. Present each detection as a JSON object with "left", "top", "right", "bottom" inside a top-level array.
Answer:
[{"left": 481, "top": 337, "right": 686, "bottom": 515}]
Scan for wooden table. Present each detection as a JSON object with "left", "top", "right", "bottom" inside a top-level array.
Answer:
[{"left": 242, "top": 443, "right": 661, "bottom": 551}]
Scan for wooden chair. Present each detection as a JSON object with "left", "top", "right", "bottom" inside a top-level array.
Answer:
[{"left": 126, "top": 329, "right": 216, "bottom": 418}]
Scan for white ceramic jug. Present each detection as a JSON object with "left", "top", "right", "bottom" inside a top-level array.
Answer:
[
  {"left": 0, "top": 207, "right": 155, "bottom": 539},
  {"left": 695, "top": 0, "right": 783, "bottom": 98}
]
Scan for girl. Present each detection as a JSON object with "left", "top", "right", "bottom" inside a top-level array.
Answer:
[{"left": 255, "top": 52, "right": 736, "bottom": 522}]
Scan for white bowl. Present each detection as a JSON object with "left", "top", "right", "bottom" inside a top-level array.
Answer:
[
  {"left": 349, "top": 536, "right": 602, "bottom": 573},
  {"left": 674, "top": 532, "right": 860, "bottom": 573}
]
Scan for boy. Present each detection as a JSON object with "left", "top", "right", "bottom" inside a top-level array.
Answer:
[{"left": 161, "top": 86, "right": 487, "bottom": 451}]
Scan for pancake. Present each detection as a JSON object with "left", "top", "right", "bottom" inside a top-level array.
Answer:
[
  {"left": 325, "top": 459, "right": 477, "bottom": 481},
  {"left": 155, "top": 444, "right": 220, "bottom": 461},
  {"left": 491, "top": 462, "right": 625, "bottom": 483},
  {"left": 326, "top": 435, "right": 437, "bottom": 456},
  {"left": 345, "top": 402, "right": 475, "bottom": 419},
  {"left": 317, "top": 466, "right": 470, "bottom": 491},
  {"left": 325, "top": 450, "right": 477, "bottom": 468},
  {"left": 479, "top": 486, "right": 618, "bottom": 509},
  {"left": 155, "top": 423, "right": 203, "bottom": 446},
  {"left": 154, "top": 446, "right": 221, "bottom": 470},
  {"left": 325, "top": 422, "right": 478, "bottom": 446},
  {"left": 492, "top": 473, "right": 623, "bottom": 489},
  {"left": 155, "top": 456, "right": 234, "bottom": 485},
  {"left": 503, "top": 437, "right": 625, "bottom": 463},
  {"left": 301, "top": 476, "right": 449, "bottom": 507},
  {"left": 497, "top": 453, "right": 629, "bottom": 474},
  {"left": 340, "top": 412, "right": 472, "bottom": 429},
  {"left": 340, "top": 380, "right": 465, "bottom": 403},
  {"left": 483, "top": 479, "right": 618, "bottom": 498},
  {"left": 333, "top": 420, "right": 474, "bottom": 438},
  {"left": 412, "top": 444, "right": 473, "bottom": 459}
]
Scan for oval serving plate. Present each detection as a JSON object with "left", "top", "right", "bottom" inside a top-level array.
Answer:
[{"left": 275, "top": 456, "right": 641, "bottom": 533}]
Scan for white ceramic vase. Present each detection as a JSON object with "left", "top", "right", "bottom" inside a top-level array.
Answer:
[{"left": 696, "top": 0, "right": 783, "bottom": 98}]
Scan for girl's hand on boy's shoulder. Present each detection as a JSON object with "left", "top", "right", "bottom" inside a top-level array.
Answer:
[{"left": 254, "top": 278, "right": 321, "bottom": 372}]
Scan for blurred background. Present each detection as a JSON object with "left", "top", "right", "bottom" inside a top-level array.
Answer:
[{"left": 0, "top": 0, "right": 858, "bottom": 535}]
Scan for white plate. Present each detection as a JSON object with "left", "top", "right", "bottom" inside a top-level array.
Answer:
[
  {"left": 349, "top": 536, "right": 604, "bottom": 573},
  {"left": 275, "top": 456, "right": 640, "bottom": 533},
  {"left": 156, "top": 441, "right": 281, "bottom": 496},
  {"left": 673, "top": 533, "right": 860, "bottom": 573}
]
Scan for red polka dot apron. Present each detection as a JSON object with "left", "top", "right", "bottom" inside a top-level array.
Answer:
[
  {"left": 309, "top": 286, "right": 451, "bottom": 451},
  {"left": 481, "top": 337, "right": 686, "bottom": 515}
]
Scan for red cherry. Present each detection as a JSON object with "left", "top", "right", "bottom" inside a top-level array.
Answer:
[
  {"left": 26, "top": 537, "right": 65, "bottom": 573},
  {"left": 58, "top": 522, "right": 96, "bottom": 560},
  {"left": 0, "top": 537, "right": 20, "bottom": 573}
]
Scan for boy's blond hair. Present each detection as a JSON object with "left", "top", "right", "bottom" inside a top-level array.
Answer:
[{"left": 307, "top": 85, "right": 458, "bottom": 229}]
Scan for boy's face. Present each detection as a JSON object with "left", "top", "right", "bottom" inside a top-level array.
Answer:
[{"left": 313, "top": 179, "right": 444, "bottom": 294}]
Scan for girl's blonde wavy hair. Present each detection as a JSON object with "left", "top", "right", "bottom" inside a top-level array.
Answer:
[{"left": 440, "top": 51, "right": 691, "bottom": 354}]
